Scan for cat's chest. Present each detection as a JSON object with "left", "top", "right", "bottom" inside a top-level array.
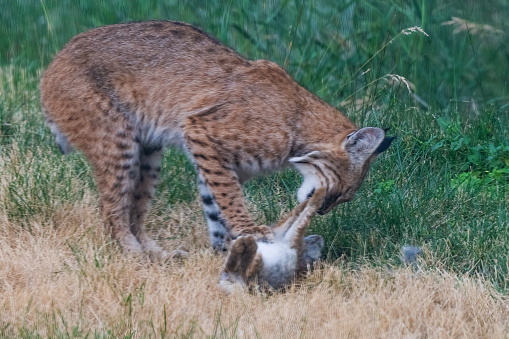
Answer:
[{"left": 257, "top": 242, "right": 298, "bottom": 288}]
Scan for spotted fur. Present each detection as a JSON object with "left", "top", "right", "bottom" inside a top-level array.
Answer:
[{"left": 40, "top": 20, "right": 394, "bottom": 256}]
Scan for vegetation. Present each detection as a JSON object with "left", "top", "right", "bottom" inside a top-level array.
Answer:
[{"left": 0, "top": 0, "right": 508, "bottom": 336}]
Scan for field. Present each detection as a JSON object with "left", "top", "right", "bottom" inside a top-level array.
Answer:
[{"left": 1, "top": 0, "right": 508, "bottom": 337}]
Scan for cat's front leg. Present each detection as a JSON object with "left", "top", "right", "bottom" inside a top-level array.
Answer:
[{"left": 184, "top": 111, "right": 273, "bottom": 249}]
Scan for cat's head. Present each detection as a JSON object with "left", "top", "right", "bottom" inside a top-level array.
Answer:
[
  {"left": 302, "top": 234, "right": 324, "bottom": 266},
  {"left": 290, "top": 127, "right": 395, "bottom": 214}
]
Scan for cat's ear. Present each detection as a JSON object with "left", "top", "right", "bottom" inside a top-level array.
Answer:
[
  {"left": 303, "top": 235, "right": 324, "bottom": 263},
  {"left": 344, "top": 127, "right": 395, "bottom": 166}
]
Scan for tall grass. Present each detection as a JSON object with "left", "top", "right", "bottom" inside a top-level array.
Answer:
[{"left": 0, "top": 0, "right": 508, "bottom": 336}]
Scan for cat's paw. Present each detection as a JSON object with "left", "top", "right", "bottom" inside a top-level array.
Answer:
[
  {"left": 225, "top": 235, "right": 259, "bottom": 276},
  {"left": 119, "top": 233, "right": 144, "bottom": 255},
  {"left": 230, "top": 235, "right": 258, "bottom": 256}
]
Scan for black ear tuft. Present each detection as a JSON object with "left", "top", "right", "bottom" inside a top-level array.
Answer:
[{"left": 375, "top": 136, "right": 396, "bottom": 154}]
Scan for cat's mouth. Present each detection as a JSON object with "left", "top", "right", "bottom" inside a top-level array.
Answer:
[
  {"left": 317, "top": 202, "right": 334, "bottom": 215},
  {"left": 316, "top": 192, "right": 342, "bottom": 215},
  {"left": 316, "top": 206, "right": 329, "bottom": 215}
]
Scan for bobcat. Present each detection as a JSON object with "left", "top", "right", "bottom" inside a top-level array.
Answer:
[
  {"left": 219, "top": 187, "right": 327, "bottom": 292},
  {"left": 40, "top": 20, "right": 394, "bottom": 258}
]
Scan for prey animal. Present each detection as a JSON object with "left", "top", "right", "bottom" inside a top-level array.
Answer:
[
  {"left": 220, "top": 188, "right": 327, "bottom": 291},
  {"left": 40, "top": 20, "right": 394, "bottom": 259}
]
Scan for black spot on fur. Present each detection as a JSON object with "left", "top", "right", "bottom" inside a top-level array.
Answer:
[
  {"left": 140, "top": 164, "right": 151, "bottom": 171},
  {"left": 143, "top": 145, "right": 162, "bottom": 156},
  {"left": 207, "top": 212, "right": 220, "bottom": 222},
  {"left": 213, "top": 231, "right": 225, "bottom": 239},
  {"left": 121, "top": 153, "right": 134, "bottom": 159},
  {"left": 187, "top": 137, "right": 208, "bottom": 147},
  {"left": 233, "top": 154, "right": 241, "bottom": 168},
  {"left": 201, "top": 195, "right": 214, "bottom": 205},
  {"left": 194, "top": 153, "right": 208, "bottom": 161}
]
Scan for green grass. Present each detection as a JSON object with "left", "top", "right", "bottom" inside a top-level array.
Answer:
[{"left": 0, "top": 0, "right": 508, "bottom": 301}]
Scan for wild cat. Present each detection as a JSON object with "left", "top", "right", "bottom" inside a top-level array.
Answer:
[
  {"left": 40, "top": 20, "right": 394, "bottom": 259},
  {"left": 219, "top": 188, "right": 327, "bottom": 292}
]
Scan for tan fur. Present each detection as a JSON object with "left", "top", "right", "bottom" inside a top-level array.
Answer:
[
  {"left": 220, "top": 188, "right": 327, "bottom": 291},
  {"left": 40, "top": 20, "right": 393, "bottom": 256}
]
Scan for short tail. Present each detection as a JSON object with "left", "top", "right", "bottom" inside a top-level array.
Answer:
[{"left": 45, "top": 115, "right": 73, "bottom": 154}]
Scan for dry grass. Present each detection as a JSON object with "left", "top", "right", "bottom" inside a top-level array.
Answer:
[{"left": 1, "top": 195, "right": 509, "bottom": 338}]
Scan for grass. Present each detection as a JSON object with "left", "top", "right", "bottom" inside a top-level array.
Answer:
[
  {"left": 1, "top": 222, "right": 509, "bottom": 337},
  {"left": 1, "top": 0, "right": 508, "bottom": 337}
]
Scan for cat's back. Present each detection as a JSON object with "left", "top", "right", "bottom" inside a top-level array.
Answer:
[
  {"left": 40, "top": 21, "right": 303, "bottom": 127},
  {"left": 51, "top": 21, "right": 248, "bottom": 72},
  {"left": 40, "top": 21, "right": 255, "bottom": 141},
  {"left": 41, "top": 20, "right": 312, "bottom": 165}
]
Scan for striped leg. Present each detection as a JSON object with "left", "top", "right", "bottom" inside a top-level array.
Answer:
[
  {"left": 184, "top": 109, "right": 273, "bottom": 250},
  {"left": 87, "top": 124, "right": 143, "bottom": 254},
  {"left": 130, "top": 146, "right": 164, "bottom": 255},
  {"left": 129, "top": 145, "right": 188, "bottom": 261},
  {"left": 197, "top": 174, "right": 229, "bottom": 251}
]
